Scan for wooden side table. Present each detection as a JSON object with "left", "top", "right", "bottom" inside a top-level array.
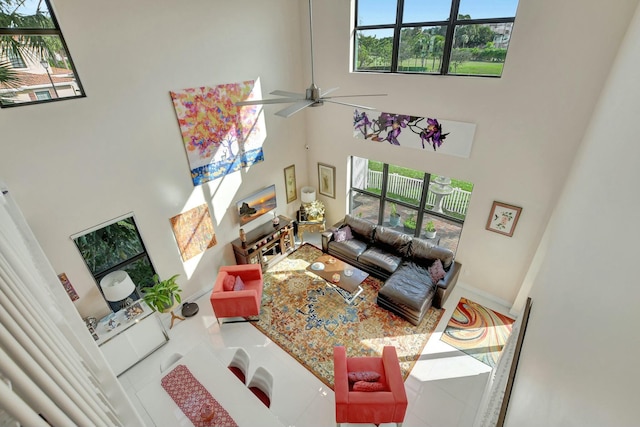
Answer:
[{"left": 297, "top": 218, "right": 326, "bottom": 242}]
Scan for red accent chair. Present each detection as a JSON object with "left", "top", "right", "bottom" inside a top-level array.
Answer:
[
  {"left": 333, "top": 345, "right": 408, "bottom": 427},
  {"left": 210, "top": 264, "right": 263, "bottom": 325}
]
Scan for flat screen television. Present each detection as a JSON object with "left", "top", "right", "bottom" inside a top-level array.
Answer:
[{"left": 236, "top": 185, "right": 277, "bottom": 226}]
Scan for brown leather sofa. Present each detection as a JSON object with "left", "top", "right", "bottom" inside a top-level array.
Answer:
[{"left": 322, "top": 214, "right": 461, "bottom": 325}]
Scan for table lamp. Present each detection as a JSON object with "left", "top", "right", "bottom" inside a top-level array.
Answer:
[
  {"left": 301, "top": 187, "right": 316, "bottom": 204},
  {"left": 100, "top": 270, "right": 136, "bottom": 310}
]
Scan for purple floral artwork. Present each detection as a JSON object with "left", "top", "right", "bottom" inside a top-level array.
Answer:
[
  {"left": 354, "top": 110, "right": 448, "bottom": 150},
  {"left": 353, "top": 109, "right": 476, "bottom": 158}
]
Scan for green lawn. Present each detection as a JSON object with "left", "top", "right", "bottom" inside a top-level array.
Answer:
[{"left": 362, "top": 58, "right": 503, "bottom": 76}]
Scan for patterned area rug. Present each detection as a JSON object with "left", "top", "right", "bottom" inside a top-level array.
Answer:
[
  {"left": 252, "top": 243, "right": 444, "bottom": 389},
  {"left": 440, "top": 297, "right": 515, "bottom": 368}
]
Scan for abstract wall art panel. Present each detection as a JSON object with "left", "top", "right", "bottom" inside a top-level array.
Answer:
[
  {"left": 170, "top": 79, "right": 267, "bottom": 186},
  {"left": 353, "top": 109, "right": 476, "bottom": 158},
  {"left": 170, "top": 204, "right": 217, "bottom": 262}
]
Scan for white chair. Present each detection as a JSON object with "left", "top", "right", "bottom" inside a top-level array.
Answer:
[
  {"left": 247, "top": 366, "right": 274, "bottom": 408},
  {"left": 227, "top": 348, "right": 250, "bottom": 384},
  {"left": 159, "top": 352, "right": 184, "bottom": 372}
]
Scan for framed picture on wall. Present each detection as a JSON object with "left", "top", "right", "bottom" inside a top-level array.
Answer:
[
  {"left": 318, "top": 163, "right": 336, "bottom": 199},
  {"left": 284, "top": 164, "right": 297, "bottom": 203},
  {"left": 486, "top": 201, "right": 522, "bottom": 237}
]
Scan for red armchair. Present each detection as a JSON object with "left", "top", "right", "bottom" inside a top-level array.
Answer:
[
  {"left": 333, "top": 345, "right": 408, "bottom": 427},
  {"left": 210, "top": 264, "right": 263, "bottom": 325}
]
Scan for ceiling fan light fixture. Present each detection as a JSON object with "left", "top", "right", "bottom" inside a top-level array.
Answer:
[{"left": 235, "top": 0, "right": 386, "bottom": 118}]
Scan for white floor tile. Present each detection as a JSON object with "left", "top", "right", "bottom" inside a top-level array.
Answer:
[{"left": 120, "top": 231, "right": 510, "bottom": 427}]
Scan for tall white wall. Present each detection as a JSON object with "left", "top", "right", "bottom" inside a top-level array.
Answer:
[
  {"left": 0, "top": 0, "right": 638, "bottom": 323},
  {"left": 0, "top": 0, "right": 308, "bottom": 318},
  {"left": 504, "top": 3, "right": 640, "bottom": 425},
  {"left": 304, "top": 0, "right": 638, "bottom": 304}
]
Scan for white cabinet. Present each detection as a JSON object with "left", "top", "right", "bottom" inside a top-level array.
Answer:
[{"left": 96, "top": 301, "right": 168, "bottom": 376}]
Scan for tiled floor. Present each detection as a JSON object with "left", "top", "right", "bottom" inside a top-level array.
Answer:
[{"left": 120, "top": 233, "right": 511, "bottom": 427}]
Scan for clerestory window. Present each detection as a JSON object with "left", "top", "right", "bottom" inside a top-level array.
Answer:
[
  {"left": 0, "top": 0, "right": 85, "bottom": 107},
  {"left": 353, "top": 0, "right": 519, "bottom": 77}
]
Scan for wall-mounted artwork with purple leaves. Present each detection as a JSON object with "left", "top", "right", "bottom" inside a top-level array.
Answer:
[
  {"left": 353, "top": 109, "right": 476, "bottom": 158},
  {"left": 170, "top": 79, "right": 266, "bottom": 186}
]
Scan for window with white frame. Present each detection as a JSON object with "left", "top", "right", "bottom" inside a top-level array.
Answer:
[
  {"left": 0, "top": 0, "right": 85, "bottom": 107},
  {"left": 354, "top": 0, "right": 519, "bottom": 77},
  {"left": 349, "top": 156, "right": 473, "bottom": 255}
]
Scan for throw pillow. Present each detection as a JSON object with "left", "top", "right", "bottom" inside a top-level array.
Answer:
[
  {"left": 352, "top": 381, "right": 386, "bottom": 392},
  {"left": 223, "top": 274, "right": 236, "bottom": 291},
  {"left": 233, "top": 275, "right": 245, "bottom": 291},
  {"left": 347, "top": 371, "right": 381, "bottom": 383},
  {"left": 334, "top": 225, "right": 353, "bottom": 243},
  {"left": 428, "top": 259, "right": 446, "bottom": 284}
]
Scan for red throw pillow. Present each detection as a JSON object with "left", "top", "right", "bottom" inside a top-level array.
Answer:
[
  {"left": 352, "top": 381, "right": 386, "bottom": 392},
  {"left": 347, "top": 371, "right": 381, "bottom": 383},
  {"left": 233, "top": 276, "right": 245, "bottom": 291},
  {"left": 223, "top": 274, "right": 235, "bottom": 291},
  {"left": 428, "top": 259, "right": 446, "bottom": 284}
]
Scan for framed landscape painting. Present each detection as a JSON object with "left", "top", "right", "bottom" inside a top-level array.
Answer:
[
  {"left": 486, "top": 201, "right": 522, "bottom": 237},
  {"left": 318, "top": 163, "right": 336, "bottom": 198}
]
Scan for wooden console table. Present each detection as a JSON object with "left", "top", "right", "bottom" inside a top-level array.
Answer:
[
  {"left": 297, "top": 218, "right": 325, "bottom": 242},
  {"left": 231, "top": 216, "right": 295, "bottom": 271}
]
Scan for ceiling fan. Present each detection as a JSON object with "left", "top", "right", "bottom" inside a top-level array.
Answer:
[{"left": 235, "top": 0, "right": 385, "bottom": 118}]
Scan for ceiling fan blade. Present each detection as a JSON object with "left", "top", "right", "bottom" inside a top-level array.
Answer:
[
  {"left": 235, "top": 97, "right": 301, "bottom": 107},
  {"left": 270, "top": 90, "right": 305, "bottom": 99},
  {"left": 320, "top": 87, "right": 339, "bottom": 97},
  {"left": 275, "top": 100, "right": 315, "bottom": 118},
  {"left": 323, "top": 93, "right": 387, "bottom": 99},
  {"left": 324, "top": 99, "right": 377, "bottom": 110}
]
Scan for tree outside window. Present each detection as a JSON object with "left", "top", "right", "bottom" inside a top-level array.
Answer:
[
  {"left": 354, "top": 0, "right": 519, "bottom": 77},
  {"left": 0, "top": 0, "right": 85, "bottom": 107}
]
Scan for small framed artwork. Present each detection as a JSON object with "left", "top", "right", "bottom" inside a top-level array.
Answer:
[
  {"left": 318, "top": 163, "right": 336, "bottom": 199},
  {"left": 284, "top": 164, "right": 297, "bottom": 203},
  {"left": 486, "top": 201, "right": 522, "bottom": 237}
]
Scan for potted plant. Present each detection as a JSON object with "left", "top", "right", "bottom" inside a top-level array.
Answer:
[
  {"left": 389, "top": 203, "right": 400, "bottom": 227},
  {"left": 143, "top": 274, "right": 182, "bottom": 312},
  {"left": 403, "top": 215, "right": 416, "bottom": 233},
  {"left": 425, "top": 220, "right": 437, "bottom": 239}
]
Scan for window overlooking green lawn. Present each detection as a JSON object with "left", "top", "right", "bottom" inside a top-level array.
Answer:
[
  {"left": 350, "top": 156, "right": 473, "bottom": 255},
  {"left": 354, "top": 0, "right": 519, "bottom": 77}
]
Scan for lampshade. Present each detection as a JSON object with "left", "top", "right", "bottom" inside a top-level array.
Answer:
[
  {"left": 100, "top": 270, "right": 136, "bottom": 302},
  {"left": 301, "top": 186, "right": 316, "bottom": 204}
]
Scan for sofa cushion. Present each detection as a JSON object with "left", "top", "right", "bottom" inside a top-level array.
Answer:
[
  {"left": 328, "top": 238, "right": 369, "bottom": 260},
  {"left": 334, "top": 225, "right": 353, "bottom": 242},
  {"left": 372, "top": 226, "right": 412, "bottom": 257},
  {"left": 352, "top": 381, "right": 386, "bottom": 392},
  {"left": 348, "top": 371, "right": 381, "bottom": 383},
  {"left": 223, "top": 274, "right": 236, "bottom": 291},
  {"left": 358, "top": 247, "right": 403, "bottom": 274},
  {"left": 344, "top": 214, "right": 376, "bottom": 242},
  {"left": 410, "top": 238, "right": 454, "bottom": 269},
  {"left": 428, "top": 259, "right": 446, "bottom": 284},
  {"left": 233, "top": 275, "right": 245, "bottom": 291},
  {"left": 379, "top": 261, "right": 437, "bottom": 312}
]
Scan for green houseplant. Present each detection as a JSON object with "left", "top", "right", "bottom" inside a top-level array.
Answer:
[
  {"left": 389, "top": 203, "right": 401, "bottom": 227},
  {"left": 425, "top": 220, "right": 437, "bottom": 239},
  {"left": 143, "top": 274, "right": 182, "bottom": 312},
  {"left": 403, "top": 215, "right": 416, "bottom": 233}
]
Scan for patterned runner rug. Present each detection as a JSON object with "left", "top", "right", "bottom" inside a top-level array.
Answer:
[
  {"left": 440, "top": 297, "right": 515, "bottom": 368},
  {"left": 252, "top": 243, "right": 444, "bottom": 389}
]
